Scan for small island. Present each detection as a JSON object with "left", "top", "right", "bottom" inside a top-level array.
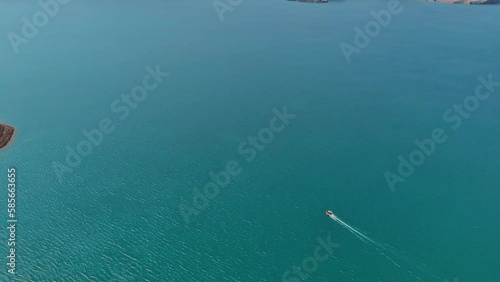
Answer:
[
  {"left": 0, "top": 123, "right": 15, "bottom": 150},
  {"left": 427, "top": 0, "right": 500, "bottom": 4}
]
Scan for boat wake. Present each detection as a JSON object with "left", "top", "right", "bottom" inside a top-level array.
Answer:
[{"left": 328, "top": 212, "right": 439, "bottom": 281}]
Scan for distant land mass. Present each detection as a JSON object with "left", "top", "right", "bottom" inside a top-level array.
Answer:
[
  {"left": 0, "top": 123, "right": 15, "bottom": 149},
  {"left": 427, "top": 0, "right": 500, "bottom": 4},
  {"left": 286, "top": 0, "right": 499, "bottom": 3},
  {"left": 286, "top": 0, "right": 500, "bottom": 4}
]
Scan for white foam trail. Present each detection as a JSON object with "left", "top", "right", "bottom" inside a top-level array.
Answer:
[
  {"left": 331, "top": 217, "right": 402, "bottom": 269},
  {"left": 336, "top": 218, "right": 379, "bottom": 246},
  {"left": 329, "top": 215, "right": 440, "bottom": 280}
]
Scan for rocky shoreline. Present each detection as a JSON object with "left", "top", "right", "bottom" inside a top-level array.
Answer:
[
  {"left": 426, "top": 0, "right": 500, "bottom": 4},
  {"left": 0, "top": 123, "right": 15, "bottom": 150}
]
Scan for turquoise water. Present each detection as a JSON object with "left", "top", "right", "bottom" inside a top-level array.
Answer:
[{"left": 1, "top": 0, "right": 499, "bottom": 281}]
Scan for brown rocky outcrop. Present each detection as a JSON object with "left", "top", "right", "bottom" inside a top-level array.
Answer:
[{"left": 0, "top": 123, "right": 15, "bottom": 149}]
